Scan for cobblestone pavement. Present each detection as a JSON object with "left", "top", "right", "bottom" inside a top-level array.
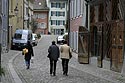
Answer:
[
  {"left": 12, "top": 35, "right": 125, "bottom": 83},
  {"left": 1, "top": 35, "right": 125, "bottom": 83},
  {"left": 1, "top": 50, "right": 19, "bottom": 83}
]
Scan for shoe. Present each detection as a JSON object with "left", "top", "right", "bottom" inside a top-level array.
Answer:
[
  {"left": 53, "top": 73, "right": 56, "bottom": 76},
  {"left": 26, "top": 66, "right": 30, "bottom": 69},
  {"left": 65, "top": 73, "right": 68, "bottom": 76},
  {"left": 63, "top": 72, "right": 65, "bottom": 75},
  {"left": 50, "top": 74, "right": 52, "bottom": 76}
]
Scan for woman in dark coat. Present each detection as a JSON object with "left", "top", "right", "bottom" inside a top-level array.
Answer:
[{"left": 24, "top": 41, "right": 34, "bottom": 69}]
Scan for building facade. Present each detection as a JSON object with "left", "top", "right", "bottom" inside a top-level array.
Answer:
[
  {"left": 47, "top": 0, "right": 68, "bottom": 35},
  {"left": 9, "top": 0, "right": 34, "bottom": 48},
  {"left": 69, "top": 0, "right": 125, "bottom": 74},
  {"left": 33, "top": 0, "right": 49, "bottom": 34},
  {"left": 69, "top": 0, "right": 88, "bottom": 52},
  {"left": 24, "top": 0, "right": 34, "bottom": 29},
  {"left": 0, "top": 0, "right": 9, "bottom": 53},
  {"left": 89, "top": 0, "right": 125, "bottom": 73},
  {"left": 9, "top": 0, "right": 24, "bottom": 49}
]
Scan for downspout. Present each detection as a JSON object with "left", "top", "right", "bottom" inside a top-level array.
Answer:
[
  {"left": 23, "top": 0, "right": 24, "bottom": 29},
  {"left": 86, "top": 2, "right": 88, "bottom": 29},
  {"left": 122, "top": 0, "right": 125, "bottom": 76},
  {"left": 7, "top": 0, "right": 9, "bottom": 52},
  {"left": 68, "top": 0, "right": 70, "bottom": 46}
]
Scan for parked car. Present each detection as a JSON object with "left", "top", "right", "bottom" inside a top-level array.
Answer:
[
  {"left": 11, "top": 29, "right": 32, "bottom": 50},
  {"left": 57, "top": 32, "right": 68, "bottom": 44},
  {"left": 31, "top": 33, "right": 38, "bottom": 46}
]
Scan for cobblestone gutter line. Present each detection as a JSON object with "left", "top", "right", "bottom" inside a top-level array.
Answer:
[{"left": 8, "top": 52, "right": 22, "bottom": 83}]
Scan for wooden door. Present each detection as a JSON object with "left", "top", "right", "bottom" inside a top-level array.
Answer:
[
  {"left": 78, "top": 27, "right": 90, "bottom": 64},
  {"left": 111, "top": 21, "right": 124, "bottom": 72}
]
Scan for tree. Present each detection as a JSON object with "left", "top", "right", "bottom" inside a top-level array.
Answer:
[{"left": 30, "top": 19, "right": 38, "bottom": 33}]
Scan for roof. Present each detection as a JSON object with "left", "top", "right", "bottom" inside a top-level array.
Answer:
[
  {"left": 33, "top": 0, "right": 49, "bottom": 10},
  {"left": 50, "top": 0, "right": 68, "bottom": 2},
  {"left": 87, "top": 0, "right": 104, "bottom": 5}
]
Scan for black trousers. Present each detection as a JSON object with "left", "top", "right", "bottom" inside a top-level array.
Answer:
[
  {"left": 61, "top": 59, "right": 69, "bottom": 75},
  {"left": 25, "top": 59, "right": 30, "bottom": 66},
  {"left": 50, "top": 59, "right": 57, "bottom": 75}
]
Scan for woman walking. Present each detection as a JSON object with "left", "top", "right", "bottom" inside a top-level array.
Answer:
[
  {"left": 60, "top": 40, "right": 72, "bottom": 76},
  {"left": 22, "top": 41, "right": 34, "bottom": 69}
]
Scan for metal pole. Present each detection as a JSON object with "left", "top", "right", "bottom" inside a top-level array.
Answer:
[
  {"left": 0, "top": 43, "right": 1, "bottom": 57},
  {"left": 122, "top": 0, "right": 125, "bottom": 76},
  {"left": 68, "top": 0, "right": 70, "bottom": 45},
  {"left": 23, "top": 0, "right": 24, "bottom": 29},
  {"left": 86, "top": 2, "right": 88, "bottom": 29},
  {"left": 7, "top": 0, "right": 9, "bottom": 52},
  {"left": 27, "top": 1, "right": 29, "bottom": 29}
]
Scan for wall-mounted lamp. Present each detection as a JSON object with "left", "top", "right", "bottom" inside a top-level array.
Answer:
[{"left": 14, "top": 6, "right": 18, "bottom": 16}]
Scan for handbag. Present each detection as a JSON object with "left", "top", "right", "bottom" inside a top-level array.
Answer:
[
  {"left": 31, "top": 56, "right": 34, "bottom": 63},
  {"left": 22, "top": 48, "right": 28, "bottom": 55},
  {"left": 69, "top": 48, "right": 72, "bottom": 58},
  {"left": 47, "top": 53, "right": 50, "bottom": 58}
]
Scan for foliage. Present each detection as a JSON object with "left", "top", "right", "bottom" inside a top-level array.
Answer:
[
  {"left": 37, "top": 34, "right": 41, "bottom": 39},
  {"left": 30, "top": 19, "right": 38, "bottom": 33},
  {"left": 0, "top": 65, "right": 5, "bottom": 76}
]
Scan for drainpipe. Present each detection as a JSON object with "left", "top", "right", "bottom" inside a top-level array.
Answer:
[
  {"left": 0, "top": 43, "right": 1, "bottom": 62},
  {"left": 7, "top": 0, "right": 9, "bottom": 52},
  {"left": 68, "top": 0, "right": 70, "bottom": 46},
  {"left": 85, "top": 1, "right": 88, "bottom": 29},
  {"left": 122, "top": 0, "right": 125, "bottom": 76},
  {"left": 23, "top": 0, "right": 24, "bottom": 29},
  {"left": 27, "top": 0, "right": 29, "bottom": 29}
]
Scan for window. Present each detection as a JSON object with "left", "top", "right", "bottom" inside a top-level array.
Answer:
[
  {"left": 51, "top": 3, "right": 56, "bottom": 8},
  {"left": 56, "top": 3, "right": 60, "bottom": 8},
  {"left": 51, "top": 2, "right": 65, "bottom": 8},
  {"left": 14, "top": 33, "right": 22, "bottom": 39},
  {"left": 51, "top": 20, "right": 65, "bottom": 26},
  {"left": 41, "top": 23, "right": 46, "bottom": 29},
  {"left": 40, "top": 14, "right": 47, "bottom": 19},
  {"left": 59, "top": 12, "right": 65, "bottom": 16},
  {"left": 51, "top": 20, "right": 56, "bottom": 25},
  {"left": 51, "top": 11, "right": 65, "bottom": 17},
  {"left": 51, "top": 11, "right": 56, "bottom": 16},
  {"left": 60, "top": 3, "right": 65, "bottom": 8},
  {"left": 57, "top": 20, "right": 60, "bottom": 25},
  {"left": 38, "top": 23, "right": 46, "bottom": 29}
]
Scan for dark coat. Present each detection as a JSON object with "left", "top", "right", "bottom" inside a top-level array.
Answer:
[
  {"left": 48, "top": 45, "right": 60, "bottom": 61},
  {"left": 24, "top": 43, "right": 34, "bottom": 60}
]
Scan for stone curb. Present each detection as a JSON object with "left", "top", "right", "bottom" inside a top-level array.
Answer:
[{"left": 8, "top": 52, "right": 22, "bottom": 83}]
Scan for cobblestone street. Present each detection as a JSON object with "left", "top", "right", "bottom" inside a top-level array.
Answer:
[{"left": 1, "top": 35, "right": 125, "bottom": 83}]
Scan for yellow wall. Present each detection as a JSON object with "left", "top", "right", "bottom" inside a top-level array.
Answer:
[
  {"left": 9, "top": 0, "right": 24, "bottom": 48},
  {"left": 9, "top": 0, "right": 24, "bottom": 36}
]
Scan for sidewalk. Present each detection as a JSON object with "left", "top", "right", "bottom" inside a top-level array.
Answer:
[
  {"left": 1, "top": 50, "right": 20, "bottom": 83},
  {"left": 70, "top": 52, "right": 125, "bottom": 83}
]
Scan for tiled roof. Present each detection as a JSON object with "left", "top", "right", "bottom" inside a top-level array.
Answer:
[
  {"left": 50, "top": 0, "right": 68, "bottom": 2},
  {"left": 33, "top": 0, "right": 49, "bottom": 10}
]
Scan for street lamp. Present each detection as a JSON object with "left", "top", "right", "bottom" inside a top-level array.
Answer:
[
  {"left": 27, "top": 13, "right": 30, "bottom": 29},
  {"left": 14, "top": 6, "right": 18, "bottom": 16},
  {"left": 67, "top": 0, "right": 70, "bottom": 45},
  {"left": 14, "top": 5, "right": 19, "bottom": 30}
]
